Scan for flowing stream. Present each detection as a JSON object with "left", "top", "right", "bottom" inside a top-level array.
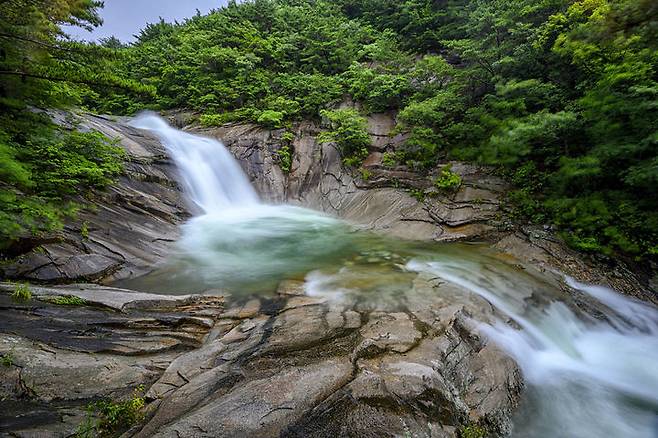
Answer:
[{"left": 125, "top": 113, "right": 658, "bottom": 437}]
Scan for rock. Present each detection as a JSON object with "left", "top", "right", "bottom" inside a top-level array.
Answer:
[
  {"left": 202, "top": 117, "right": 510, "bottom": 243},
  {"left": 119, "top": 272, "right": 521, "bottom": 438},
  {"left": 1, "top": 113, "right": 189, "bottom": 284},
  {"left": 276, "top": 280, "right": 306, "bottom": 297},
  {"left": 362, "top": 151, "right": 383, "bottom": 167},
  {"left": 151, "top": 358, "right": 354, "bottom": 438},
  {"left": 0, "top": 282, "right": 221, "bottom": 313},
  {"left": 494, "top": 229, "right": 658, "bottom": 305},
  {"left": 357, "top": 312, "right": 421, "bottom": 354},
  {"left": 0, "top": 110, "right": 651, "bottom": 438},
  {"left": 0, "top": 285, "right": 224, "bottom": 437}
]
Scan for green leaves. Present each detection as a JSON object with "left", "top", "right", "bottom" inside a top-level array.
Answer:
[
  {"left": 319, "top": 109, "right": 371, "bottom": 167},
  {"left": 0, "top": 112, "right": 124, "bottom": 250},
  {"left": 343, "top": 63, "right": 411, "bottom": 112}
]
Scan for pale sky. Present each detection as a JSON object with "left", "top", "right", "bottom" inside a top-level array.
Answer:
[{"left": 66, "top": 0, "right": 230, "bottom": 42}]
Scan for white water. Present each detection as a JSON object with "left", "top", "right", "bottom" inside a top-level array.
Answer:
[
  {"left": 129, "top": 114, "right": 658, "bottom": 436},
  {"left": 408, "top": 259, "right": 658, "bottom": 438},
  {"left": 130, "top": 113, "right": 259, "bottom": 212}
]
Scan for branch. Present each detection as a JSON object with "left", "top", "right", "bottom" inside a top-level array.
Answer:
[
  {"left": 0, "top": 70, "right": 136, "bottom": 90},
  {"left": 0, "top": 32, "right": 76, "bottom": 52}
]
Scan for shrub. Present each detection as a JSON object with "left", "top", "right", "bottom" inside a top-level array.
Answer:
[
  {"left": 409, "top": 188, "right": 425, "bottom": 202},
  {"left": 343, "top": 63, "right": 411, "bottom": 112},
  {"left": 272, "top": 74, "right": 343, "bottom": 117},
  {"left": 434, "top": 164, "right": 462, "bottom": 191},
  {"left": 76, "top": 385, "right": 146, "bottom": 437},
  {"left": 276, "top": 145, "right": 293, "bottom": 173},
  {"left": 1, "top": 352, "right": 14, "bottom": 367},
  {"left": 460, "top": 424, "right": 486, "bottom": 438},
  {"left": 319, "top": 109, "right": 371, "bottom": 167},
  {"left": 80, "top": 221, "right": 89, "bottom": 239},
  {"left": 256, "top": 110, "right": 285, "bottom": 129},
  {"left": 0, "top": 114, "right": 124, "bottom": 251},
  {"left": 382, "top": 152, "right": 397, "bottom": 168},
  {"left": 199, "top": 114, "right": 224, "bottom": 127}
]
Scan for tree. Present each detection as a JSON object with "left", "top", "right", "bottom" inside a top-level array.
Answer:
[{"left": 0, "top": 0, "right": 143, "bottom": 253}]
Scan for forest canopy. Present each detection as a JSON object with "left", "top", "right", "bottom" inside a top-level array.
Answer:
[{"left": 1, "top": 0, "right": 657, "bottom": 261}]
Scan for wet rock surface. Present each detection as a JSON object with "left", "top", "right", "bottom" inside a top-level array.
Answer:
[
  {"left": 132, "top": 276, "right": 520, "bottom": 438},
  {"left": 0, "top": 279, "right": 521, "bottom": 438},
  {"left": 0, "top": 284, "right": 223, "bottom": 437}
]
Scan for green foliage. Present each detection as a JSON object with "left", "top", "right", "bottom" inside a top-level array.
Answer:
[
  {"left": 382, "top": 152, "right": 398, "bottom": 168},
  {"left": 460, "top": 424, "right": 486, "bottom": 438},
  {"left": 0, "top": 112, "right": 124, "bottom": 250},
  {"left": 277, "top": 145, "right": 293, "bottom": 173},
  {"left": 81, "top": 221, "right": 90, "bottom": 239},
  {"left": 49, "top": 295, "right": 87, "bottom": 306},
  {"left": 0, "top": 0, "right": 152, "bottom": 110},
  {"left": 257, "top": 110, "right": 285, "bottom": 129},
  {"left": 11, "top": 283, "right": 32, "bottom": 302},
  {"left": 343, "top": 63, "right": 411, "bottom": 112},
  {"left": 1, "top": 352, "right": 14, "bottom": 367},
  {"left": 396, "top": 91, "right": 463, "bottom": 165},
  {"left": 275, "top": 131, "right": 295, "bottom": 173},
  {"left": 76, "top": 385, "right": 146, "bottom": 437},
  {"left": 434, "top": 165, "right": 462, "bottom": 191},
  {"left": 0, "top": 0, "right": 131, "bottom": 254},
  {"left": 319, "top": 109, "right": 371, "bottom": 167},
  {"left": 359, "top": 168, "right": 372, "bottom": 181},
  {"left": 409, "top": 188, "right": 426, "bottom": 202},
  {"left": 97, "top": 0, "right": 395, "bottom": 122}
]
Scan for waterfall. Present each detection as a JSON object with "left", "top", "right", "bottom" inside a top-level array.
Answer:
[
  {"left": 127, "top": 113, "right": 354, "bottom": 290},
  {"left": 129, "top": 112, "right": 259, "bottom": 213}
]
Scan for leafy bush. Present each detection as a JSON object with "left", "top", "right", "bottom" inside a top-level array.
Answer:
[
  {"left": 359, "top": 168, "right": 372, "bottom": 180},
  {"left": 256, "top": 110, "right": 285, "bottom": 128},
  {"left": 76, "top": 385, "right": 146, "bottom": 437},
  {"left": 343, "top": 63, "right": 411, "bottom": 112},
  {"left": 319, "top": 109, "right": 371, "bottom": 167},
  {"left": 1, "top": 352, "right": 14, "bottom": 367},
  {"left": 276, "top": 145, "right": 293, "bottom": 173},
  {"left": 434, "top": 165, "right": 462, "bottom": 191},
  {"left": 272, "top": 74, "right": 343, "bottom": 117},
  {"left": 0, "top": 113, "right": 124, "bottom": 252},
  {"left": 382, "top": 152, "right": 397, "bottom": 167},
  {"left": 460, "top": 424, "right": 486, "bottom": 438}
]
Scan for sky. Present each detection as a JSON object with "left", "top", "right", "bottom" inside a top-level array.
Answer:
[{"left": 66, "top": 0, "right": 229, "bottom": 42}]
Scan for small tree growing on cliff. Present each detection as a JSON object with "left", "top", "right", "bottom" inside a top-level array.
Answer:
[{"left": 318, "top": 109, "right": 371, "bottom": 167}]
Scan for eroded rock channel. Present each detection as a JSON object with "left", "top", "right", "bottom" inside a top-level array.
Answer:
[{"left": 1, "top": 113, "right": 656, "bottom": 438}]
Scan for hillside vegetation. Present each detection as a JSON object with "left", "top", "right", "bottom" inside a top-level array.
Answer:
[{"left": 1, "top": 0, "right": 657, "bottom": 261}]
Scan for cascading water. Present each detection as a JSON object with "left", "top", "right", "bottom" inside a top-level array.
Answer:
[
  {"left": 407, "top": 259, "right": 658, "bottom": 438},
  {"left": 130, "top": 112, "right": 259, "bottom": 212},
  {"left": 126, "top": 113, "right": 658, "bottom": 437}
]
